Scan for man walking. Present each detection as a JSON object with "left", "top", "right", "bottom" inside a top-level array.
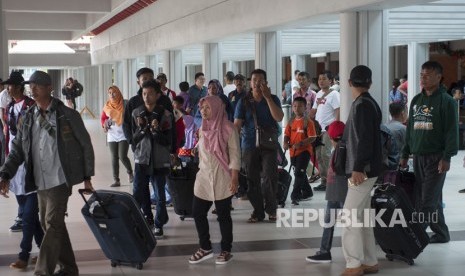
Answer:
[{"left": 0, "top": 71, "right": 95, "bottom": 276}]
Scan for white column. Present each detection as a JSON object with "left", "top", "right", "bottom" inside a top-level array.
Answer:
[
  {"left": 407, "top": 42, "right": 428, "bottom": 104},
  {"left": 255, "top": 32, "right": 282, "bottom": 96},
  {"left": 122, "top": 59, "right": 130, "bottom": 99},
  {"left": 0, "top": 2, "right": 8, "bottom": 77},
  {"left": 203, "top": 43, "right": 222, "bottom": 82},
  {"left": 291, "top": 55, "right": 306, "bottom": 74},
  {"left": 170, "top": 50, "right": 183, "bottom": 92},
  {"left": 339, "top": 11, "right": 389, "bottom": 122}
]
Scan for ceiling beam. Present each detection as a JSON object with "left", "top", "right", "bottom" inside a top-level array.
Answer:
[
  {"left": 5, "top": 13, "right": 86, "bottom": 31},
  {"left": 7, "top": 30, "right": 73, "bottom": 41},
  {"left": 3, "top": 0, "right": 111, "bottom": 13}
]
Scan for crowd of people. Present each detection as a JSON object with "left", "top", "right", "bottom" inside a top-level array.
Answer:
[{"left": 0, "top": 60, "right": 460, "bottom": 275}]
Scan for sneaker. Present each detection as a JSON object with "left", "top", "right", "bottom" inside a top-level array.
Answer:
[
  {"left": 9, "top": 219, "right": 22, "bottom": 232},
  {"left": 314, "top": 183, "right": 326, "bottom": 191},
  {"left": 306, "top": 251, "right": 332, "bottom": 263},
  {"left": 189, "top": 248, "right": 213, "bottom": 264},
  {"left": 128, "top": 173, "right": 134, "bottom": 183},
  {"left": 215, "top": 251, "right": 233, "bottom": 264},
  {"left": 300, "top": 194, "right": 313, "bottom": 201},
  {"left": 153, "top": 227, "right": 164, "bottom": 239},
  {"left": 110, "top": 180, "right": 121, "bottom": 187},
  {"left": 291, "top": 200, "right": 299, "bottom": 206}
]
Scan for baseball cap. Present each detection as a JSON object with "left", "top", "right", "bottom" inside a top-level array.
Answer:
[
  {"left": 327, "top": 121, "right": 345, "bottom": 140},
  {"left": 349, "top": 65, "right": 372, "bottom": 84},
  {"left": 1, "top": 71, "right": 24, "bottom": 85},
  {"left": 23, "top": 70, "right": 52, "bottom": 86}
]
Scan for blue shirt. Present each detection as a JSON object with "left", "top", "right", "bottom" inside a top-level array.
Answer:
[
  {"left": 234, "top": 95, "right": 281, "bottom": 150},
  {"left": 188, "top": 85, "right": 207, "bottom": 116}
]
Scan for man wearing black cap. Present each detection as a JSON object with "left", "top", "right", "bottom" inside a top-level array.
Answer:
[
  {"left": 340, "top": 65, "right": 382, "bottom": 276},
  {"left": 0, "top": 70, "right": 95, "bottom": 276},
  {"left": 228, "top": 74, "right": 246, "bottom": 116}
]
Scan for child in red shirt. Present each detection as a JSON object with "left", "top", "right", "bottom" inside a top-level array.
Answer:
[{"left": 284, "top": 97, "right": 317, "bottom": 205}]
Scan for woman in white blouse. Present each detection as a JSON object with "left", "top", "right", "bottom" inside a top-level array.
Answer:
[{"left": 188, "top": 95, "right": 240, "bottom": 265}]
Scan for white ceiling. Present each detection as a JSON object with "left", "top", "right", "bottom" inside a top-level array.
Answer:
[{"left": 3, "top": 0, "right": 465, "bottom": 66}]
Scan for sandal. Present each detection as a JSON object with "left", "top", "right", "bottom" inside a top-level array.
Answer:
[
  {"left": 188, "top": 248, "right": 213, "bottom": 264},
  {"left": 308, "top": 174, "right": 321, "bottom": 183},
  {"left": 247, "top": 214, "right": 263, "bottom": 223}
]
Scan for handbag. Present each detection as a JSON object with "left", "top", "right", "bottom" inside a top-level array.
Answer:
[
  {"left": 333, "top": 140, "right": 347, "bottom": 176},
  {"left": 256, "top": 126, "right": 279, "bottom": 150}
]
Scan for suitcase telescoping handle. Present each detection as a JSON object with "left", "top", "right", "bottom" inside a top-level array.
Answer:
[{"left": 78, "top": 189, "right": 109, "bottom": 217}]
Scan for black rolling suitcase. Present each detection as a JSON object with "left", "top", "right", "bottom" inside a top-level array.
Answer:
[
  {"left": 168, "top": 161, "right": 199, "bottom": 220},
  {"left": 382, "top": 168, "right": 416, "bottom": 205},
  {"left": 371, "top": 184, "right": 429, "bottom": 265},
  {"left": 79, "top": 189, "right": 156, "bottom": 270},
  {"left": 277, "top": 168, "right": 292, "bottom": 208}
]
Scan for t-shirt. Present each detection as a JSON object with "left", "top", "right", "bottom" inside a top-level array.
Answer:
[
  {"left": 234, "top": 95, "right": 281, "bottom": 150},
  {"left": 0, "top": 90, "right": 11, "bottom": 109},
  {"left": 223, "top": 84, "right": 236, "bottom": 95},
  {"left": 284, "top": 117, "right": 316, "bottom": 157},
  {"left": 312, "top": 90, "right": 340, "bottom": 130}
]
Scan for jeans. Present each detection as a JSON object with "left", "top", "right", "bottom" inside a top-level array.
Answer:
[
  {"left": 16, "top": 193, "right": 44, "bottom": 262},
  {"left": 192, "top": 195, "right": 233, "bottom": 252},
  {"left": 290, "top": 151, "right": 313, "bottom": 200},
  {"left": 133, "top": 164, "right": 169, "bottom": 228},
  {"left": 108, "top": 141, "right": 133, "bottom": 181},
  {"left": 35, "top": 184, "right": 78, "bottom": 276},
  {"left": 242, "top": 148, "right": 278, "bottom": 219},
  {"left": 413, "top": 153, "right": 450, "bottom": 241},
  {"left": 320, "top": 200, "right": 344, "bottom": 253}
]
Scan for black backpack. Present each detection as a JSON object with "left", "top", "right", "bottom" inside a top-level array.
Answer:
[{"left": 75, "top": 82, "right": 84, "bottom": 97}]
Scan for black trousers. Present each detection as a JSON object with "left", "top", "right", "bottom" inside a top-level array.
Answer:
[
  {"left": 413, "top": 153, "right": 450, "bottom": 241},
  {"left": 192, "top": 195, "right": 233, "bottom": 252},
  {"left": 290, "top": 150, "right": 313, "bottom": 200}
]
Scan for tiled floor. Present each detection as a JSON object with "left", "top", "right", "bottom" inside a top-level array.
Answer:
[{"left": 1, "top": 118, "right": 465, "bottom": 275}]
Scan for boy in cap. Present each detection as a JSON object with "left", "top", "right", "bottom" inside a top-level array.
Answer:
[
  {"left": 1, "top": 71, "right": 43, "bottom": 269},
  {"left": 306, "top": 120, "right": 347, "bottom": 263}
]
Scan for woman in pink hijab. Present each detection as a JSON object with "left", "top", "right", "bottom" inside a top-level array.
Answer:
[{"left": 188, "top": 96, "right": 240, "bottom": 265}]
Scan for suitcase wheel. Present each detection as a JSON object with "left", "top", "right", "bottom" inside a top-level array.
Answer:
[
  {"left": 110, "top": 261, "right": 118, "bottom": 267},
  {"left": 136, "top": 263, "right": 143, "bottom": 270},
  {"left": 180, "top": 216, "right": 185, "bottom": 221}
]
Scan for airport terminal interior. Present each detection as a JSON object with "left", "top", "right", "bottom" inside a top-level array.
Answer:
[{"left": 1, "top": 0, "right": 465, "bottom": 275}]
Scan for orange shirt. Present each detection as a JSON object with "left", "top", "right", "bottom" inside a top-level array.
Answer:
[{"left": 284, "top": 117, "right": 317, "bottom": 157}]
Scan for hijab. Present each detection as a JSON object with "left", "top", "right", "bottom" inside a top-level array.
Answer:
[
  {"left": 199, "top": 95, "right": 234, "bottom": 174},
  {"left": 103, "top": 86, "right": 124, "bottom": 126}
]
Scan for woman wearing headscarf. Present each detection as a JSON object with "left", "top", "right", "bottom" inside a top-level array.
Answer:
[
  {"left": 193, "top": 79, "right": 234, "bottom": 129},
  {"left": 101, "top": 85, "right": 134, "bottom": 187},
  {"left": 188, "top": 96, "right": 240, "bottom": 265}
]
